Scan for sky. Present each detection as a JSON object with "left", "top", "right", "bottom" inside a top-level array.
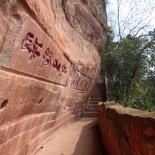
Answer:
[{"left": 106, "top": 0, "right": 155, "bottom": 39}]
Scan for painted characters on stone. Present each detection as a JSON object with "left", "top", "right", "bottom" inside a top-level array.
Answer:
[{"left": 21, "top": 32, "right": 43, "bottom": 59}]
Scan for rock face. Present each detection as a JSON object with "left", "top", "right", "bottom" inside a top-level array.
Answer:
[
  {"left": 98, "top": 102, "right": 155, "bottom": 155},
  {"left": 0, "top": 0, "right": 107, "bottom": 154}
]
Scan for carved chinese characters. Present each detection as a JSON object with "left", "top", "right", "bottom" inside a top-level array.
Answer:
[
  {"left": 40, "top": 48, "right": 53, "bottom": 66},
  {"left": 21, "top": 32, "right": 68, "bottom": 76},
  {"left": 21, "top": 32, "right": 43, "bottom": 59},
  {"left": 20, "top": 32, "right": 92, "bottom": 90},
  {"left": 0, "top": 16, "right": 93, "bottom": 90},
  {"left": 71, "top": 71, "right": 92, "bottom": 91}
]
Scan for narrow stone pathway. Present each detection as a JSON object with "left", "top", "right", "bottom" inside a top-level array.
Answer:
[{"left": 35, "top": 118, "right": 103, "bottom": 155}]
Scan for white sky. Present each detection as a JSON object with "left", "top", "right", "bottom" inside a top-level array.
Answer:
[{"left": 106, "top": 0, "right": 155, "bottom": 38}]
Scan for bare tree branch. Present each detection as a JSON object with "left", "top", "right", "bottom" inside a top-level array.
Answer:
[
  {"left": 129, "top": 13, "right": 154, "bottom": 35},
  {"left": 116, "top": 0, "right": 122, "bottom": 40},
  {"left": 133, "top": 17, "right": 155, "bottom": 37}
]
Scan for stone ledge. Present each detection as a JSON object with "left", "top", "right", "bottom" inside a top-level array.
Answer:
[{"left": 98, "top": 102, "right": 155, "bottom": 155}]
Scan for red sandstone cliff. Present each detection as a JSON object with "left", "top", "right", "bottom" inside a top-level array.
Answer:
[
  {"left": 0, "top": 0, "right": 107, "bottom": 154},
  {"left": 98, "top": 102, "right": 155, "bottom": 155}
]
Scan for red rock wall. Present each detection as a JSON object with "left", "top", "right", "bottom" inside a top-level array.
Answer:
[
  {"left": 0, "top": 0, "right": 107, "bottom": 154},
  {"left": 98, "top": 102, "right": 155, "bottom": 155}
]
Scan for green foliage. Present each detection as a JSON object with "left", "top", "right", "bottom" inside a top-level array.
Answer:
[{"left": 102, "top": 27, "right": 155, "bottom": 111}]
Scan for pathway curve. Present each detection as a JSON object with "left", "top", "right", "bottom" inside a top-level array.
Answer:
[{"left": 35, "top": 117, "right": 103, "bottom": 155}]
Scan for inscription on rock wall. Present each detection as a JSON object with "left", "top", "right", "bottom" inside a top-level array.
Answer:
[
  {"left": 0, "top": 15, "right": 93, "bottom": 90},
  {"left": 21, "top": 32, "right": 67, "bottom": 74},
  {"left": 0, "top": 16, "right": 69, "bottom": 86},
  {"left": 71, "top": 71, "right": 92, "bottom": 91}
]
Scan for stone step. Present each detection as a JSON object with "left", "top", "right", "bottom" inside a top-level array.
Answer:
[
  {"left": 85, "top": 108, "right": 97, "bottom": 112},
  {"left": 89, "top": 101, "right": 100, "bottom": 105},
  {"left": 83, "top": 112, "right": 98, "bottom": 117},
  {"left": 91, "top": 97, "right": 106, "bottom": 101},
  {"left": 91, "top": 90, "right": 106, "bottom": 94},
  {"left": 88, "top": 104, "right": 98, "bottom": 108},
  {"left": 90, "top": 98, "right": 103, "bottom": 102},
  {"left": 91, "top": 94, "right": 106, "bottom": 98},
  {"left": 92, "top": 85, "right": 106, "bottom": 90},
  {"left": 91, "top": 93, "right": 104, "bottom": 95}
]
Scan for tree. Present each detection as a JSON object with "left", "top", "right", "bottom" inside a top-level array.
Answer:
[
  {"left": 102, "top": 27, "right": 155, "bottom": 111},
  {"left": 107, "top": 0, "right": 155, "bottom": 40},
  {"left": 102, "top": 0, "right": 155, "bottom": 111}
]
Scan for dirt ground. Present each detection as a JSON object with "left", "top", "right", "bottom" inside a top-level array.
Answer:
[{"left": 35, "top": 117, "right": 103, "bottom": 155}]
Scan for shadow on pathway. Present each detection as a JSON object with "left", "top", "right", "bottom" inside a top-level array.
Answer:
[{"left": 35, "top": 117, "right": 105, "bottom": 155}]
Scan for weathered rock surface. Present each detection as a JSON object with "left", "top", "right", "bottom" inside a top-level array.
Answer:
[
  {"left": 98, "top": 102, "right": 155, "bottom": 155},
  {"left": 0, "top": 0, "right": 107, "bottom": 154}
]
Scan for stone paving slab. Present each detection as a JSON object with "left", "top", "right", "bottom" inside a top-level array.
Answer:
[{"left": 35, "top": 117, "right": 103, "bottom": 155}]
